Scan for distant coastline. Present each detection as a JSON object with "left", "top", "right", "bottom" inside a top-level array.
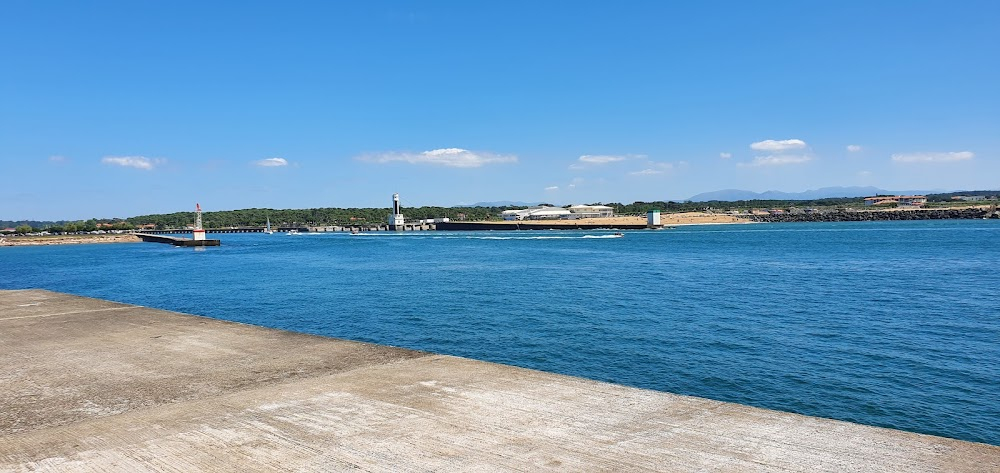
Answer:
[
  {"left": 750, "top": 207, "right": 997, "bottom": 223},
  {"left": 4, "top": 207, "right": 997, "bottom": 246}
]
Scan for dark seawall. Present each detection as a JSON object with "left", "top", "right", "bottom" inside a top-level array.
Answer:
[{"left": 435, "top": 222, "right": 651, "bottom": 231}]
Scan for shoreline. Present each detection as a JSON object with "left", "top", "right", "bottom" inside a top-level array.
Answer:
[
  {"left": 4, "top": 208, "right": 995, "bottom": 246},
  {"left": 752, "top": 207, "right": 997, "bottom": 223},
  {"left": 0, "top": 234, "right": 141, "bottom": 247}
]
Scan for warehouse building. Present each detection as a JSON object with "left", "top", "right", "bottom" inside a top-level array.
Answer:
[{"left": 501, "top": 204, "right": 614, "bottom": 221}]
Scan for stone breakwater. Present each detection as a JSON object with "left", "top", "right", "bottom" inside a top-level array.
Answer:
[{"left": 751, "top": 208, "right": 997, "bottom": 223}]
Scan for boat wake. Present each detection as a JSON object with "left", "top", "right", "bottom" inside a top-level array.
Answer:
[
  {"left": 327, "top": 232, "right": 625, "bottom": 240},
  {"left": 474, "top": 234, "right": 623, "bottom": 240}
]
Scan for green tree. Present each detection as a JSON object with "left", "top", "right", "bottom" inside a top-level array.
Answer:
[{"left": 15, "top": 225, "right": 33, "bottom": 234}]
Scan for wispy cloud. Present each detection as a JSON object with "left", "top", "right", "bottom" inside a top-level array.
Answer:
[
  {"left": 720, "top": 152, "right": 732, "bottom": 159},
  {"left": 570, "top": 154, "right": 638, "bottom": 170},
  {"left": 750, "top": 139, "right": 807, "bottom": 152},
  {"left": 545, "top": 186, "right": 559, "bottom": 191},
  {"left": 358, "top": 148, "right": 517, "bottom": 168},
  {"left": 846, "top": 145, "right": 862, "bottom": 152},
  {"left": 739, "top": 155, "right": 813, "bottom": 167},
  {"left": 629, "top": 160, "right": 679, "bottom": 176},
  {"left": 255, "top": 157, "right": 289, "bottom": 167},
  {"left": 101, "top": 156, "right": 164, "bottom": 170},
  {"left": 49, "top": 155, "right": 66, "bottom": 163},
  {"left": 579, "top": 155, "right": 627, "bottom": 164},
  {"left": 891, "top": 151, "right": 974, "bottom": 163}
]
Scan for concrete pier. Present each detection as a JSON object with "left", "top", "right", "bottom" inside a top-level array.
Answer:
[
  {"left": 1, "top": 289, "right": 997, "bottom": 472},
  {"left": 436, "top": 221, "right": 651, "bottom": 231},
  {"left": 135, "top": 233, "right": 220, "bottom": 246}
]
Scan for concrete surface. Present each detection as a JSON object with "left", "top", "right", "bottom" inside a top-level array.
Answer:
[{"left": 1, "top": 289, "right": 997, "bottom": 472}]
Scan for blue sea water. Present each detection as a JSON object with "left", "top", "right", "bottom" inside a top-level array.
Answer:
[{"left": 2, "top": 220, "right": 999, "bottom": 446}]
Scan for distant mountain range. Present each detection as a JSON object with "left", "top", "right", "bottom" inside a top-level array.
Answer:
[{"left": 687, "top": 187, "right": 938, "bottom": 202}]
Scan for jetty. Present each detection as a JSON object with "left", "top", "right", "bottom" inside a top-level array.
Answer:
[
  {"left": 135, "top": 233, "right": 220, "bottom": 246},
  {"left": 1, "top": 289, "right": 997, "bottom": 471},
  {"left": 435, "top": 221, "right": 651, "bottom": 231}
]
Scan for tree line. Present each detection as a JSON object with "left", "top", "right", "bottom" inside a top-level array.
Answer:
[
  {"left": 124, "top": 206, "right": 515, "bottom": 229},
  {"left": 125, "top": 200, "right": 876, "bottom": 229},
  {"left": 1, "top": 219, "right": 134, "bottom": 234},
  {"left": 925, "top": 191, "right": 998, "bottom": 202},
  {"left": 607, "top": 198, "right": 866, "bottom": 214},
  {"left": 15, "top": 193, "right": 995, "bottom": 233}
]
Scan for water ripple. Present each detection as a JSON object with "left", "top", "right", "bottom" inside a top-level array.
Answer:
[{"left": 2, "top": 220, "right": 999, "bottom": 445}]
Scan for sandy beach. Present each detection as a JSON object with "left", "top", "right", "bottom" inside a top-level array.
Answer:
[{"left": 0, "top": 234, "right": 141, "bottom": 247}]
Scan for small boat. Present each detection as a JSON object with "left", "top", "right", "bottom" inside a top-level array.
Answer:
[
  {"left": 351, "top": 229, "right": 360, "bottom": 235},
  {"left": 264, "top": 218, "right": 274, "bottom": 235},
  {"left": 287, "top": 229, "right": 300, "bottom": 235},
  {"left": 612, "top": 232, "right": 624, "bottom": 238}
]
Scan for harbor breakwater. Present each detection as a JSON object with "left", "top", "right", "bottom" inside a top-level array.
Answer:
[
  {"left": 751, "top": 208, "right": 997, "bottom": 223},
  {"left": 435, "top": 221, "right": 651, "bottom": 231}
]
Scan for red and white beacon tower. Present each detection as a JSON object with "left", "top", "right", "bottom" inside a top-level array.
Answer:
[{"left": 193, "top": 203, "right": 206, "bottom": 241}]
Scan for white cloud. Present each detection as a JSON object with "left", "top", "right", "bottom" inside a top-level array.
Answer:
[
  {"left": 101, "top": 156, "right": 164, "bottom": 170},
  {"left": 720, "top": 152, "right": 732, "bottom": 159},
  {"left": 739, "top": 155, "right": 813, "bottom": 167},
  {"left": 629, "top": 161, "right": 676, "bottom": 176},
  {"left": 49, "top": 155, "right": 66, "bottom": 162},
  {"left": 545, "top": 186, "right": 559, "bottom": 191},
  {"left": 579, "top": 155, "right": 626, "bottom": 164},
  {"left": 858, "top": 170, "right": 872, "bottom": 177},
  {"left": 847, "top": 145, "right": 862, "bottom": 152},
  {"left": 358, "top": 148, "right": 517, "bottom": 168},
  {"left": 750, "top": 139, "right": 807, "bottom": 151},
  {"left": 891, "top": 151, "right": 974, "bottom": 163},
  {"left": 741, "top": 141, "right": 812, "bottom": 168},
  {"left": 570, "top": 154, "right": 640, "bottom": 170},
  {"left": 255, "top": 157, "right": 289, "bottom": 167}
]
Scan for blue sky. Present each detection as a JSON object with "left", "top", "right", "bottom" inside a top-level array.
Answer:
[{"left": 2, "top": 1, "right": 998, "bottom": 220}]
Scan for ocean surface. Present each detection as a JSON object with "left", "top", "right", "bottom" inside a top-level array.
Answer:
[{"left": 3, "top": 220, "right": 999, "bottom": 446}]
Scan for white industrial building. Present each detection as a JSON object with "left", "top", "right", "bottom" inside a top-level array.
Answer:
[
  {"left": 501, "top": 204, "right": 614, "bottom": 221},
  {"left": 566, "top": 205, "right": 614, "bottom": 218}
]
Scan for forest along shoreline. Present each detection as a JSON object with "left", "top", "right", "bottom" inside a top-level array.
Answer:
[{"left": 3, "top": 207, "right": 997, "bottom": 247}]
